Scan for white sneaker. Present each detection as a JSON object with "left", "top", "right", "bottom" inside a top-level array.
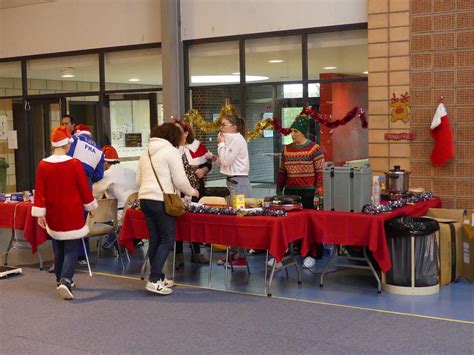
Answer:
[
  {"left": 162, "top": 278, "right": 174, "bottom": 288},
  {"left": 303, "top": 256, "right": 316, "bottom": 268},
  {"left": 145, "top": 281, "right": 173, "bottom": 295},
  {"left": 266, "top": 258, "right": 283, "bottom": 269}
]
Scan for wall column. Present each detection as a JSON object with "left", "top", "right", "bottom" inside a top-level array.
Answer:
[{"left": 161, "top": 0, "right": 184, "bottom": 122}]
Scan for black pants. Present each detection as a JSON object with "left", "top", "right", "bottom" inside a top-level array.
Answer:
[{"left": 284, "top": 187, "right": 324, "bottom": 258}]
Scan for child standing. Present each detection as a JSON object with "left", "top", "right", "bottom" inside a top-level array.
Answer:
[{"left": 32, "top": 126, "right": 98, "bottom": 300}]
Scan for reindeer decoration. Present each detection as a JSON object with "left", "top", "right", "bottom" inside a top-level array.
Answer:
[{"left": 390, "top": 92, "right": 410, "bottom": 123}]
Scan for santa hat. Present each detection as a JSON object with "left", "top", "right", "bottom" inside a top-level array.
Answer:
[
  {"left": 102, "top": 145, "right": 120, "bottom": 162},
  {"left": 74, "top": 124, "right": 92, "bottom": 136},
  {"left": 51, "top": 126, "right": 73, "bottom": 147},
  {"left": 430, "top": 103, "right": 454, "bottom": 166}
]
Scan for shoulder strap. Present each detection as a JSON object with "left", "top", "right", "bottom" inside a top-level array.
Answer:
[{"left": 148, "top": 150, "right": 165, "bottom": 193}]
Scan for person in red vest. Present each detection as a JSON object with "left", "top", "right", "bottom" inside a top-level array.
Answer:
[{"left": 32, "top": 126, "right": 98, "bottom": 300}]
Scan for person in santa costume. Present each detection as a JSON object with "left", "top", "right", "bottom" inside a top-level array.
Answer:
[
  {"left": 174, "top": 119, "right": 212, "bottom": 267},
  {"left": 68, "top": 124, "right": 104, "bottom": 266},
  {"left": 32, "top": 126, "right": 98, "bottom": 300},
  {"left": 93, "top": 145, "right": 138, "bottom": 248}
]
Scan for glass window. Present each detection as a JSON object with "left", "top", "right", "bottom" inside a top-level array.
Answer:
[
  {"left": 27, "top": 54, "right": 99, "bottom": 95},
  {"left": 189, "top": 41, "right": 240, "bottom": 86},
  {"left": 308, "top": 29, "right": 368, "bottom": 80},
  {"left": 105, "top": 48, "right": 162, "bottom": 91},
  {"left": 246, "top": 35, "right": 301, "bottom": 83},
  {"left": 189, "top": 86, "right": 240, "bottom": 181},
  {"left": 0, "top": 62, "right": 22, "bottom": 97}
]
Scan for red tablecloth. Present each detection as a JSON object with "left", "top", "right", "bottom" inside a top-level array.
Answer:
[
  {"left": 303, "top": 197, "right": 442, "bottom": 273},
  {"left": 119, "top": 210, "right": 309, "bottom": 262},
  {"left": 0, "top": 202, "right": 48, "bottom": 253}
]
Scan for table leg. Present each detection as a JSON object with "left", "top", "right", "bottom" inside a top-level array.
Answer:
[
  {"left": 81, "top": 238, "right": 93, "bottom": 277},
  {"left": 3, "top": 228, "right": 15, "bottom": 266},
  {"left": 208, "top": 246, "right": 213, "bottom": 288},
  {"left": 267, "top": 262, "right": 277, "bottom": 297},
  {"left": 224, "top": 247, "right": 229, "bottom": 287},
  {"left": 37, "top": 250, "right": 43, "bottom": 270},
  {"left": 364, "top": 246, "right": 382, "bottom": 293},
  {"left": 320, "top": 245, "right": 337, "bottom": 288},
  {"left": 172, "top": 242, "right": 176, "bottom": 281},
  {"left": 140, "top": 249, "right": 149, "bottom": 280},
  {"left": 264, "top": 250, "right": 269, "bottom": 295}
]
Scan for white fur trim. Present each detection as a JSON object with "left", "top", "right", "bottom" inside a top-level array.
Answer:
[
  {"left": 43, "top": 155, "right": 72, "bottom": 163},
  {"left": 51, "top": 137, "right": 73, "bottom": 147},
  {"left": 75, "top": 131, "right": 92, "bottom": 136},
  {"left": 46, "top": 223, "right": 89, "bottom": 240},
  {"left": 31, "top": 206, "right": 46, "bottom": 217},
  {"left": 84, "top": 198, "right": 98, "bottom": 211},
  {"left": 104, "top": 158, "right": 119, "bottom": 162},
  {"left": 431, "top": 103, "right": 447, "bottom": 130},
  {"left": 186, "top": 139, "right": 201, "bottom": 153}
]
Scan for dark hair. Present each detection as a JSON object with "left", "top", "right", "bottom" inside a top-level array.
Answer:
[
  {"left": 61, "top": 115, "right": 74, "bottom": 124},
  {"left": 175, "top": 119, "right": 195, "bottom": 144},
  {"left": 223, "top": 114, "right": 247, "bottom": 138},
  {"left": 150, "top": 123, "right": 182, "bottom": 148}
]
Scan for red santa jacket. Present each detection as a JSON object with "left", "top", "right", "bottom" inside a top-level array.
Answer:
[{"left": 32, "top": 155, "right": 98, "bottom": 240}]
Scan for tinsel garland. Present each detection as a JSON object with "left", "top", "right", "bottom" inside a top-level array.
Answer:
[
  {"left": 362, "top": 192, "right": 434, "bottom": 215},
  {"left": 185, "top": 204, "right": 287, "bottom": 217},
  {"left": 182, "top": 105, "right": 367, "bottom": 141}
]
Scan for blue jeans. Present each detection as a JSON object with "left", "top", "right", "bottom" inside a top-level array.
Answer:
[
  {"left": 140, "top": 199, "right": 176, "bottom": 283},
  {"left": 226, "top": 176, "right": 252, "bottom": 197},
  {"left": 53, "top": 239, "right": 80, "bottom": 283}
]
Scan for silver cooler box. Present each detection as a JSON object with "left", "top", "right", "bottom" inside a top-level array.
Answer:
[{"left": 323, "top": 162, "right": 372, "bottom": 212}]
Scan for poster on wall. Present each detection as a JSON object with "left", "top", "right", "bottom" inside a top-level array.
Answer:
[
  {"left": 0, "top": 114, "right": 7, "bottom": 140},
  {"left": 125, "top": 133, "right": 142, "bottom": 147}
]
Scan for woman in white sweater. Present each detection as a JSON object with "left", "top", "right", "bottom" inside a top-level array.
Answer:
[
  {"left": 136, "top": 123, "right": 199, "bottom": 295},
  {"left": 217, "top": 114, "right": 252, "bottom": 197}
]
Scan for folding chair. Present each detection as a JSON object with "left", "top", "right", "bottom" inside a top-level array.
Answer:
[{"left": 82, "top": 198, "right": 118, "bottom": 276}]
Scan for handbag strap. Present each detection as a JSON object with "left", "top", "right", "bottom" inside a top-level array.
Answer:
[{"left": 148, "top": 150, "right": 166, "bottom": 193}]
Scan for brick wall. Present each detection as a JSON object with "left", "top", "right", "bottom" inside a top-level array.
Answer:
[
  {"left": 368, "top": 0, "right": 474, "bottom": 209},
  {"left": 368, "top": 0, "right": 411, "bottom": 179},
  {"left": 410, "top": 0, "right": 474, "bottom": 208}
]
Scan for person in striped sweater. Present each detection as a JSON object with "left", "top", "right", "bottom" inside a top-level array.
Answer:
[
  {"left": 276, "top": 115, "right": 324, "bottom": 207},
  {"left": 276, "top": 115, "right": 324, "bottom": 267}
]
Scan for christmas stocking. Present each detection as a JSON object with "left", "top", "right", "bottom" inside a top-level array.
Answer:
[{"left": 430, "top": 103, "right": 454, "bottom": 166}]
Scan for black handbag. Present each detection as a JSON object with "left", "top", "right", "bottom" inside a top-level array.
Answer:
[{"left": 148, "top": 150, "right": 185, "bottom": 217}]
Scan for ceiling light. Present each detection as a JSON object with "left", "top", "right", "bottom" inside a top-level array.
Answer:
[
  {"left": 362, "top": 71, "right": 369, "bottom": 74},
  {"left": 191, "top": 75, "right": 268, "bottom": 84},
  {"left": 323, "top": 66, "right": 337, "bottom": 70},
  {"left": 268, "top": 59, "right": 284, "bottom": 63},
  {"left": 232, "top": 72, "right": 240, "bottom": 75},
  {"left": 128, "top": 78, "right": 141, "bottom": 82},
  {"left": 61, "top": 67, "right": 75, "bottom": 78}
]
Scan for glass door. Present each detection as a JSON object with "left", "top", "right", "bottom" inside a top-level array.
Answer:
[
  {"left": 108, "top": 93, "right": 158, "bottom": 172},
  {"left": 13, "top": 98, "right": 61, "bottom": 190}
]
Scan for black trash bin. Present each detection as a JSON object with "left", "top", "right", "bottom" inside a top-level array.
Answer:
[{"left": 384, "top": 217, "right": 440, "bottom": 290}]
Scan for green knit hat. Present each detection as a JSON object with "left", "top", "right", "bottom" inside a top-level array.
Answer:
[{"left": 290, "top": 115, "right": 310, "bottom": 137}]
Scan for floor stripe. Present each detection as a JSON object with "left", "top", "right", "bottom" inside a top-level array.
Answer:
[{"left": 91, "top": 270, "right": 474, "bottom": 326}]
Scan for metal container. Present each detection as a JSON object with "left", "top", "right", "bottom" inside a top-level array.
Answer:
[{"left": 385, "top": 165, "right": 410, "bottom": 193}]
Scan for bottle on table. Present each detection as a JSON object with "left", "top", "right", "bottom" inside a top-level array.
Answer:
[{"left": 372, "top": 176, "right": 381, "bottom": 206}]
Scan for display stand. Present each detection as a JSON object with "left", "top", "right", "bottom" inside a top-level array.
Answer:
[{"left": 320, "top": 245, "right": 382, "bottom": 293}]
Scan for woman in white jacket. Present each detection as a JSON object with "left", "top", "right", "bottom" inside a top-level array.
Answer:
[
  {"left": 136, "top": 123, "right": 199, "bottom": 295},
  {"left": 216, "top": 114, "right": 252, "bottom": 197}
]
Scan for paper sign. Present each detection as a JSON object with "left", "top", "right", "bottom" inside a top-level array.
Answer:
[
  {"left": 7, "top": 130, "right": 18, "bottom": 149},
  {"left": 464, "top": 242, "right": 470, "bottom": 264},
  {"left": 0, "top": 114, "right": 7, "bottom": 140}
]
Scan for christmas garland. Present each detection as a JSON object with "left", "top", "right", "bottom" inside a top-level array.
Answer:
[
  {"left": 182, "top": 106, "right": 367, "bottom": 141},
  {"left": 362, "top": 192, "right": 434, "bottom": 215},
  {"left": 185, "top": 203, "right": 287, "bottom": 217}
]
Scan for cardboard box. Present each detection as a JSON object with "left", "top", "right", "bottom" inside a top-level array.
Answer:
[
  {"left": 462, "top": 225, "right": 474, "bottom": 283},
  {"left": 424, "top": 209, "right": 464, "bottom": 286}
]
